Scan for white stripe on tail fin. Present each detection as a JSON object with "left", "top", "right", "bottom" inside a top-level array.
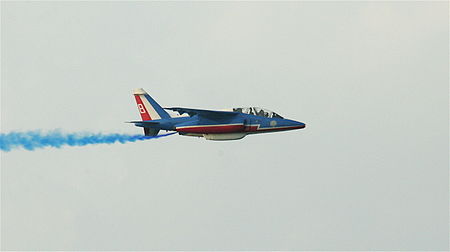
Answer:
[{"left": 133, "top": 88, "right": 170, "bottom": 121}]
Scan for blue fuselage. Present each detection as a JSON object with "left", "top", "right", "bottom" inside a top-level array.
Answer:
[{"left": 134, "top": 113, "right": 305, "bottom": 134}]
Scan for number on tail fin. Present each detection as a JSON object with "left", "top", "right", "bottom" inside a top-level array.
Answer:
[{"left": 138, "top": 104, "right": 146, "bottom": 114}]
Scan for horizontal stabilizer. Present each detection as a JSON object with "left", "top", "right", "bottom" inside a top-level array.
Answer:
[
  {"left": 126, "top": 121, "right": 160, "bottom": 128},
  {"left": 126, "top": 121, "right": 160, "bottom": 124}
]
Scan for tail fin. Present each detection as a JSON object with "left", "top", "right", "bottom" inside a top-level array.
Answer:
[{"left": 133, "top": 88, "right": 170, "bottom": 121}]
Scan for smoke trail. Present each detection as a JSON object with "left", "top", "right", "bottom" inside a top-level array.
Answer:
[{"left": 0, "top": 130, "right": 176, "bottom": 152}]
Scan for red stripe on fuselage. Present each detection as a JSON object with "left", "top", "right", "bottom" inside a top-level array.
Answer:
[
  {"left": 176, "top": 124, "right": 305, "bottom": 134},
  {"left": 176, "top": 124, "right": 244, "bottom": 134},
  {"left": 134, "top": 95, "right": 152, "bottom": 121}
]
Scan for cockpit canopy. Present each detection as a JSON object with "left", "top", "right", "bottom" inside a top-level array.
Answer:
[{"left": 233, "top": 107, "right": 284, "bottom": 119}]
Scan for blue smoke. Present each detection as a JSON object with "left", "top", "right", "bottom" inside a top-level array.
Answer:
[{"left": 0, "top": 130, "right": 176, "bottom": 152}]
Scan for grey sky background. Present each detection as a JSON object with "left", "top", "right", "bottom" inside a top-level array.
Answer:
[{"left": 1, "top": 1, "right": 448, "bottom": 251}]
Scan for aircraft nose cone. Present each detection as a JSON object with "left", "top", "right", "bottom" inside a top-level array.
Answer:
[
  {"left": 296, "top": 121, "right": 306, "bottom": 129},
  {"left": 286, "top": 120, "right": 305, "bottom": 129}
]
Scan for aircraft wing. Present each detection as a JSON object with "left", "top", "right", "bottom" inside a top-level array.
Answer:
[{"left": 164, "top": 107, "right": 239, "bottom": 119}]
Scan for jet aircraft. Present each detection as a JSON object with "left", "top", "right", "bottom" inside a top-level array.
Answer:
[{"left": 129, "top": 88, "right": 305, "bottom": 140}]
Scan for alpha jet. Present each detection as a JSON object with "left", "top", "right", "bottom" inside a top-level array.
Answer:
[{"left": 129, "top": 88, "right": 305, "bottom": 140}]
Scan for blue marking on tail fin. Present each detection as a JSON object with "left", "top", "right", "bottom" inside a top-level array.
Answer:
[{"left": 143, "top": 93, "right": 171, "bottom": 119}]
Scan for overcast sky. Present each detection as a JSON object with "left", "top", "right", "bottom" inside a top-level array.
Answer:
[{"left": 1, "top": 2, "right": 448, "bottom": 251}]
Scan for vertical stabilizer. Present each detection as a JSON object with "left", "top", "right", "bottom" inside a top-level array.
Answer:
[{"left": 133, "top": 88, "right": 170, "bottom": 121}]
